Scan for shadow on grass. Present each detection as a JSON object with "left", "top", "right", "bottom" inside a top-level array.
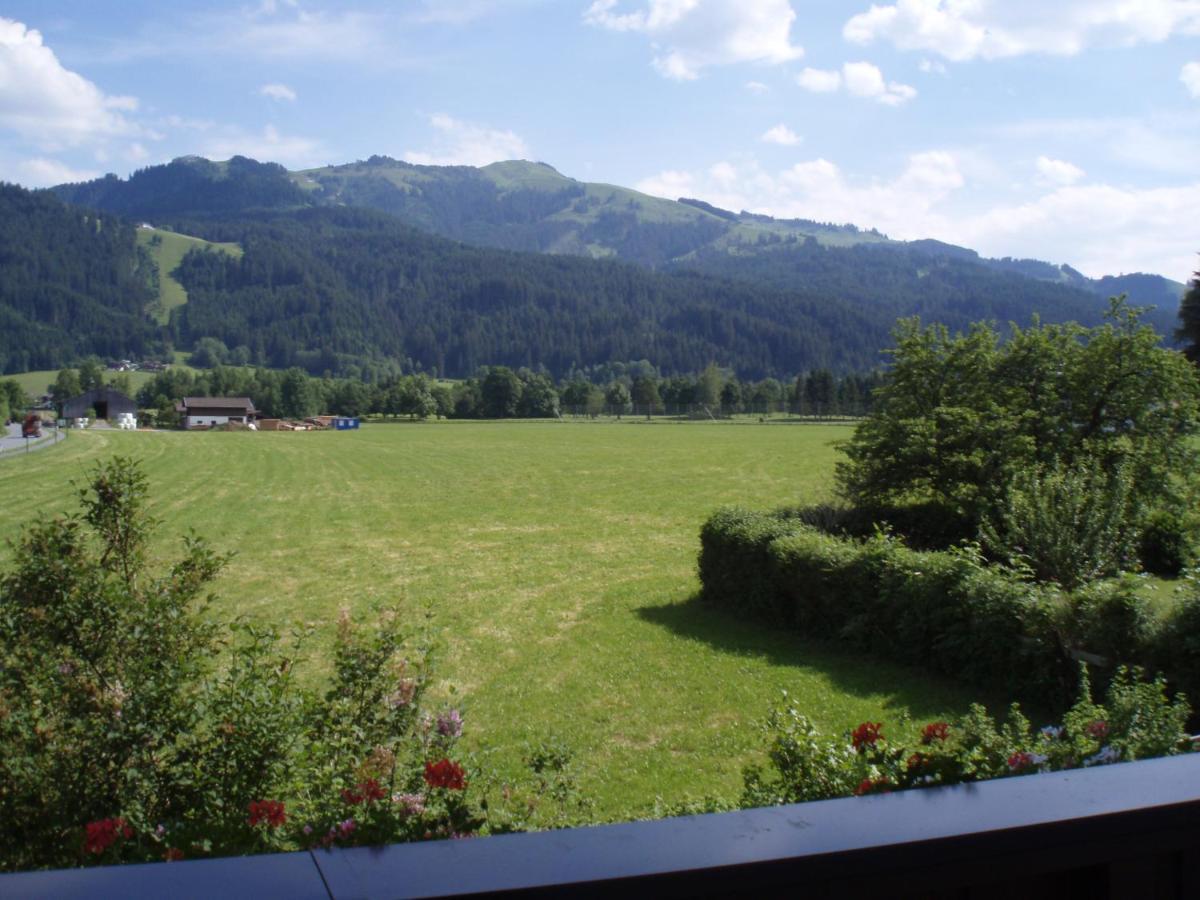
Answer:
[{"left": 635, "top": 593, "right": 1018, "bottom": 724}]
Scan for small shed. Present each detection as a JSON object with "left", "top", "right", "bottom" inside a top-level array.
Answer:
[
  {"left": 62, "top": 387, "right": 137, "bottom": 421},
  {"left": 177, "top": 397, "right": 258, "bottom": 429}
]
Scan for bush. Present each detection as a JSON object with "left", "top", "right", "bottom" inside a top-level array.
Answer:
[
  {"left": 979, "top": 460, "right": 1140, "bottom": 589},
  {"left": 1139, "top": 508, "right": 1197, "bottom": 576},
  {"left": 701, "top": 508, "right": 1070, "bottom": 704},
  {"left": 0, "top": 457, "right": 484, "bottom": 870},
  {"left": 742, "top": 666, "right": 1194, "bottom": 808}
]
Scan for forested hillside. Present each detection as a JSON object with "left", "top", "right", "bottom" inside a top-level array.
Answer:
[
  {"left": 168, "top": 207, "right": 883, "bottom": 378},
  {"left": 0, "top": 184, "right": 160, "bottom": 374}
]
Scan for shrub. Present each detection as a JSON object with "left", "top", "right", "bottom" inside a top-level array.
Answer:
[
  {"left": 0, "top": 457, "right": 484, "bottom": 870},
  {"left": 700, "top": 508, "right": 1071, "bottom": 705},
  {"left": 979, "top": 460, "right": 1140, "bottom": 589},
  {"left": 1139, "top": 508, "right": 1197, "bottom": 577},
  {"left": 743, "top": 666, "right": 1193, "bottom": 808}
]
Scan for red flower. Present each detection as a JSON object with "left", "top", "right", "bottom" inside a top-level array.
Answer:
[
  {"left": 247, "top": 799, "right": 287, "bottom": 828},
  {"left": 853, "top": 778, "right": 892, "bottom": 796},
  {"left": 424, "top": 758, "right": 467, "bottom": 790},
  {"left": 163, "top": 847, "right": 185, "bottom": 862},
  {"left": 1086, "top": 720, "right": 1109, "bottom": 740},
  {"left": 83, "top": 817, "right": 132, "bottom": 855},
  {"left": 851, "top": 722, "right": 883, "bottom": 751},
  {"left": 921, "top": 722, "right": 950, "bottom": 745},
  {"left": 906, "top": 752, "right": 928, "bottom": 771},
  {"left": 1007, "top": 752, "right": 1034, "bottom": 771},
  {"left": 341, "top": 779, "right": 387, "bottom": 806}
]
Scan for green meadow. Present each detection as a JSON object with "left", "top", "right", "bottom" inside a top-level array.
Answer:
[
  {"left": 136, "top": 226, "right": 242, "bottom": 324},
  {"left": 0, "top": 422, "right": 1002, "bottom": 818}
]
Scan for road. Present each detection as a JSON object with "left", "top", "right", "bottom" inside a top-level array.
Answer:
[{"left": 0, "top": 421, "right": 65, "bottom": 457}]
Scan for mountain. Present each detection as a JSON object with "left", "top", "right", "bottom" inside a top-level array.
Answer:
[
  {"left": 55, "top": 155, "right": 1182, "bottom": 321},
  {"left": 17, "top": 155, "right": 1183, "bottom": 378}
]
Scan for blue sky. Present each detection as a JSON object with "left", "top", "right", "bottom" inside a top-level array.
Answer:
[{"left": 2, "top": 1, "right": 1198, "bottom": 280}]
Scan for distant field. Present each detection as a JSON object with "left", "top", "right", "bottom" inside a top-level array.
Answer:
[
  {"left": 7, "top": 369, "right": 159, "bottom": 398},
  {"left": 136, "top": 226, "right": 242, "bottom": 324},
  {"left": 0, "top": 422, "right": 1004, "bottom": 819}
]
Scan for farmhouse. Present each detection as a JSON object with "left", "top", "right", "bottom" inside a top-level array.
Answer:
[
  {"left": 177, "top": 396, "right": 258, "bottom": 429},
  {"left": 61, "top": 387, "right": 137, "bottom": 421}
]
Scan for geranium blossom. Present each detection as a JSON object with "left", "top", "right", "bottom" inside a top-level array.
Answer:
[
  {"left": 83, "top": 817, "right": 133, "bottom": 855},
  {"left": 851, "top": 722, "right": 883, "bottom": 751},
  {"left": 247, "top": 799, "right": 287, "bottom": 828},
  {"left": 424, "top": 758, "right": 467, "bottom": 790}
]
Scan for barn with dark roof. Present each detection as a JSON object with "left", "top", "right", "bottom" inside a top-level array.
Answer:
[{"left": 61, "top": 387, "right": 137, "bottom": 421}]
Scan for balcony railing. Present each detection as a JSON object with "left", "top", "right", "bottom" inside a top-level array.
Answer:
[{"left": 3, "top": 754, "right": 1198, "bottom": 898}]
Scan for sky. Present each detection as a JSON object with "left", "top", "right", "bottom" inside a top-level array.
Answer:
[{"left": 1, "top": 0, "right": 1198, "bottom": 281}]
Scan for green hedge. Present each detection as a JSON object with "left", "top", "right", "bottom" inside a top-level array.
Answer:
[{"left": 699, "top": 507, "right": 1196, "bottom": 708}]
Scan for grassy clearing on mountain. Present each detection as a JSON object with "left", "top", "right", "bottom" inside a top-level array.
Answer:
[
  {"left": 136, "top": 226, "right": 242, "bottom": 324},
  {"left": 0, "top": 422, "right": 1006, "bottom": 819}
]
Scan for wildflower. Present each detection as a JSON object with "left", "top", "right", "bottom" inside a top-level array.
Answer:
[
  {"left": 57, "top": 662, "right": 74, "bottom": 676},
  {"left": 163, "top": 848, "right": 184, "bottom": 862},
  {"left": 851, "top": 722, "right": 883, "bottom": 751},
  {"left": 437, "top": 709, "right": 464, "bottom": 738},
  {"left": 339, "top": 819, "right": 357, "bottom": 836},
  {"left": 247, "top": 799, "right": 287, "bottom": 828},
  {"left": 920, "top": 722, "right": 950, "bottom": 745},
  {"left": 424, "top": 758, "right": 467, "bottom": 790},
  {"left": 1086, "top": 720, "right": 1109, "bottom": 741},
  {"left": 1084, "top": 745, "right": 1121, "bottom": 767},
  {"left": 155, "top": 824, "right": 166, "bottom": 837},
  {"left": 906, "top": 752, "right": 928, "bottom": 771},
  {"left": 1040, "top": 725, "right": 1063, "bottom": 739},
  {"left": 83, "top": 818, "right": 133, "bottom": 855},
  {"left": 302, "top": 825, "right": 313, "bottom": 836}
]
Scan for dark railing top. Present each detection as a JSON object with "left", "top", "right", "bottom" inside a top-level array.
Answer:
[{"left": 4, "top": 754, "right": 1199, "bottom": 898}]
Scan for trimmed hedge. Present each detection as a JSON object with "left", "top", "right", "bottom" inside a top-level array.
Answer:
[{"left": 699, "top": 507, "right": 1196, "bottom": 709}]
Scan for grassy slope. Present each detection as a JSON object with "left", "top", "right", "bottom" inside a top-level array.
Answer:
[
  {"left": 0, "top": 423, "right": 1002, "bottom": 818},
  {"left": 136, "top": 226, "right": 242, "bottom": 325},
  {"left": 8, "top": 369, "right": 159, "bottom": 399},
  {"left": 292, "top": 159, "right": 884, "bottom": 255}
]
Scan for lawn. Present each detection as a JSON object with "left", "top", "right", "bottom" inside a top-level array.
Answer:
[{"left": 0, "top": 422, "right": 1009, "bottom": 819}]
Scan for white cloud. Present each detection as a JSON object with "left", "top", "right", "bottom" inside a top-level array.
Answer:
[
  {"left": 637, "top": 151, "right": 1198, "bottom": 280},
  {"left": 797, "top": 62, "right": 916, "bottom": 105},
  {"left": 761, "top": 123, "right": 802, "bottom": 146},
  {"left": 843, "top": 61, "right": 917, "bottom": 105},
  {"left": 403, "top": 113, "right": 529, "bottom": 167},
  {"left": 15, "top": 156, "right": 101, "bottom": 187},
  {"left": 583, "top": 0, "right": 802, "bottom": 80},
  {"left": 0, "top": 17, "right": 140, "bottom": 147},
  {"left": 1035, "top": 155, "right": 1085, "bottom": 185},
  {"left": 745, "top": 80, "right": 770, "bottom": 94},
  {"left": 918, "top": 57, "right": 947, "bottom": 74},
  {"left": 201, "top": 124, "right": 324, "bottom": 168},
  {"left": 956, "top": 181, "right": 1200, "bottom": 280},
  {"left": 797, "top": 67, "right": 841, "bottom": 92},
  {"left": 844, "top": 0, "right": 1200, "bottom": 62},
  {"left": 259, "top": 82, "right": 297, "bottom": 102},
  {"left": 1182, "top": 61, "right": 1200, "bottom": 97}
]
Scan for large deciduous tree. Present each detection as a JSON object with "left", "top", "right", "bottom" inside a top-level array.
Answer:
[{"left": 837, "top": 299, "right": 1200, "bottom": 543}]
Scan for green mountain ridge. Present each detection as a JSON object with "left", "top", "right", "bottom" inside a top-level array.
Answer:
[{"left": 8, "top": 155, "right": 1182, "bottom": 379}]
